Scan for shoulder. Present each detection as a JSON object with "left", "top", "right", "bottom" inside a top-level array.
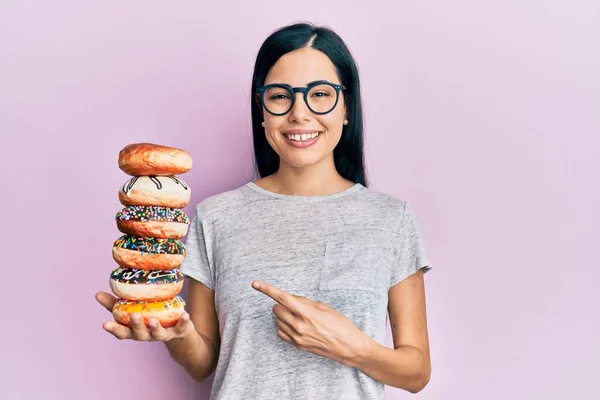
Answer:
[
  {"left": 353, "top": 185, "right": 409, "bottom": 218},
  {"left": 357, "top": 187, "right": 429, "bottom": 239}
]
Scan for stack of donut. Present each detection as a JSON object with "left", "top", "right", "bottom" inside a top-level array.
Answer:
[{"left": 109, "top": 143, "right": 192, "bottom": 328}]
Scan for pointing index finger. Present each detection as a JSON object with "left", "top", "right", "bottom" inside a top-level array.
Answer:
[{"left": 252, "top": 281, "right": 301, "bottom": 312}]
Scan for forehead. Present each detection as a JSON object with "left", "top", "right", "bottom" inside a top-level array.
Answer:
[{"left": 264, "top": 47, "right": 340, "bottom": 86}]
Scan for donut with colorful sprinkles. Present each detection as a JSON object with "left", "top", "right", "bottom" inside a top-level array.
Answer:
[
  {"left": 109, "top": 267, "right": 184, "bottom": 301},
  {"left": 112, "top": 235, "right": 186, "bottom": 270},
  {"left": 115, "top": 205, "right": 190, "bottom": 239},
  {"left": 112, "top": 296, "right": 186, "bottom": 328}
]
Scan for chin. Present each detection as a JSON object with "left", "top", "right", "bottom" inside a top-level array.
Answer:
[{"left": 281, "top": 154, "right": 329, "bottom": 169}]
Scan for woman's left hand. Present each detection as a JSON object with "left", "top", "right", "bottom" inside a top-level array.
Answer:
[{"left": 252, "top": 280, "right": 371, "bottom": 366}]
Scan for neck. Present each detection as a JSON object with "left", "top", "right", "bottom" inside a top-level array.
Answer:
[{"left": 260, "top": 157, "right": 354, "bottom": 196}]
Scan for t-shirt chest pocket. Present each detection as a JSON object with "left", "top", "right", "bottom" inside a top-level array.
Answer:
[{"left": 318, "top": 239, "right": 394, "bottom": 295}]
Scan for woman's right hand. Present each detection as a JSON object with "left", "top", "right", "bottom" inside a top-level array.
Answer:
[{"left": 95, "top": 291, "right": 197, "bottom": 342}]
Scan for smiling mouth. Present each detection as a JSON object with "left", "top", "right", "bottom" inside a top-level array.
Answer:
[{"left": 283, "top": 131, "right": 323, "bottom": 142}]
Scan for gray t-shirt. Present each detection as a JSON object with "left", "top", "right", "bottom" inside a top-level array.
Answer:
[{"left": 179, "top": 182, "right": 433, "bottom": 399}]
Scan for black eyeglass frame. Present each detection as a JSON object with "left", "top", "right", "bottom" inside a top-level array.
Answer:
[{"left": 256, "top": 80, "right": 347, "bottom": 116}]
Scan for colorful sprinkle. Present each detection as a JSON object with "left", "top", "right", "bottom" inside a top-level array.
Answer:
[
  {"left": 115, "top": 205, "right": 189, "bottom": 224},
  {"left": 113, "top": 235, "right": 186, "bottom": 255},
  {"left": 114, "top": 296, "right": 186, "bottom": 312}
]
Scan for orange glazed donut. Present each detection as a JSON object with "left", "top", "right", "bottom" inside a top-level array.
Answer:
[
  {"left": 109, "top": 267, "right": 184, "bottom": 301},
  {"left": 113, "top": 296, "right": 186, "bottom": 328},
  {"left": 119, "top": 175, "right": 191, "bottom": 208},
  {"left": 118, "top": 143, "right": 193, "bottom": 176},
  {"left": 112, "top": 235, "right": 186, "bottom": 270},
  {"left": 115, "top": 206, "right": 190, "bottom": 239}
]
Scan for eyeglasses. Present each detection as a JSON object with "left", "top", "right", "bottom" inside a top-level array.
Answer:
[{"left": 256, "top": 80, "right": 346, "bottom": 116}]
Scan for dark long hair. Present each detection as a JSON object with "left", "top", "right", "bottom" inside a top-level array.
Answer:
[{"left": 250, "top": 23, "right": 368, "bottom": 187}]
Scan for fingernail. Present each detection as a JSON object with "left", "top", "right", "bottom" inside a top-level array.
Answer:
[
  {"left": 131, "top": 314, "right": 140, "bottom": 322},
  {"left": 149, "top": 320, "right": 157, "bottom": 327},
  {"left": 252, "top": 282, "right": 261, "bottom": 289},
  {"left": 182, "top": 313, "right": 189, "bottom": 321}
]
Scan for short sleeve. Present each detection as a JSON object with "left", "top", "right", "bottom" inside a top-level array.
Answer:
[
  {"left": 179, "top": 205, "right": 215, "bottom": 290},
  {"left": 390, "top": 202, "right": 433, "bottom": 288}
]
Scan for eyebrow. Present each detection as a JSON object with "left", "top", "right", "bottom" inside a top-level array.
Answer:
[
  {"left": 266, "top": 79, "right": 336, "bottom": 87},
  {"left": 306, "top": 80, "right": 330, "bottom": 86}
]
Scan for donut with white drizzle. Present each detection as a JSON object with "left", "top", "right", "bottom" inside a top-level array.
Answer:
[
  {"left": 119, "top": 175, "right": 191, "bottom": 209},
  {"left": 109, "top": 267, "right": 184, "bottom": 301}
]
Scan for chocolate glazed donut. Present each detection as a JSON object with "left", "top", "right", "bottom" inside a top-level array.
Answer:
[
  {"left": 109, "top": 267, "right": 184, "bottom": 301},
  {"left": 115, "top": 205, "right": 190, "bottom": 239}
]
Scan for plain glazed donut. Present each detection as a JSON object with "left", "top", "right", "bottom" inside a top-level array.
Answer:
[
  {"left": 112, "top": 235, "right": 185, "bottom": 270},
  {"left": 118, "top": 143, "right": 193, "bottom": 176},
  {"left": 109, "top": 267, "right": 184, "bottom": 301},
  {"left": 119, "top": 175, "right": 191, "bottom": 208},
  {"left": 112, "top": 296, "right": 186, "bottom": 328},
  {"left": 115, "top": 206, "right": 190, "bottom": 239}
]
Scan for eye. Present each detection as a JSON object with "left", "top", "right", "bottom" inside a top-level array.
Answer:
[
  {"left": 271, "top": 93, "right": 290, "bottom": 100},
  {"left": 311, "top": 91, "right": 330, "bottom": 97}
]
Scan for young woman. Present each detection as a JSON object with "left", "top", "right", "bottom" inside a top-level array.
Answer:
[{"left": 97, "top": 22, "right": 434, "bottom": 399}]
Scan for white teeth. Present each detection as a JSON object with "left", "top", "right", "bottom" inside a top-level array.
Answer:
[{"left": 286, "top": 132, "right": 321, "bottom": 141}]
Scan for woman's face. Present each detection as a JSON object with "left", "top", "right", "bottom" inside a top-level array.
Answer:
[{"left": 260, "top": 47, "right": 346, "bottom": 170}]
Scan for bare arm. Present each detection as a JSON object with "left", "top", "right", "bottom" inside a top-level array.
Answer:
[
  {"left": 251, "top": 269, "right": 431, "bottom": 393},
  {"left": 164, "top": 278, "right": 221, "bottom": 382},
  {"left": 98, "top": 276, "right": 221, "bottom": 383},
  {"left": 350, "top": 269, "right": 431, "bottom": 393}
]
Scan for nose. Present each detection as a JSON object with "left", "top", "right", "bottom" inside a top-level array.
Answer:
[{"left": 288, "top": 92, "right": 311, "bottom": 124}]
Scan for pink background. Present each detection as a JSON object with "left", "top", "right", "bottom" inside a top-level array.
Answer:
[{"left": 1, "top": 1, "right": 598, "bottom": 399}]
